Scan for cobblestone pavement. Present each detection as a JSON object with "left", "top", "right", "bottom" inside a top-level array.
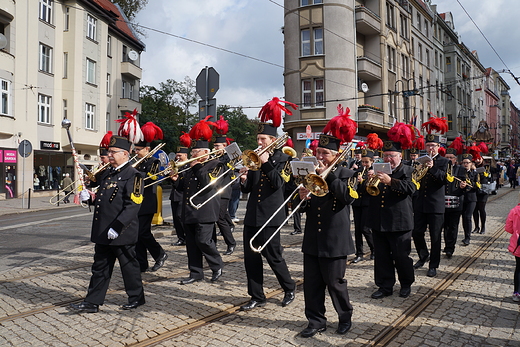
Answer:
[{"left": 0, "top": 188, "right": 519, "bottom": 346}]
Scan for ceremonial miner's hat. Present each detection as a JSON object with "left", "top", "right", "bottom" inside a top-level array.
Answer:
[
  {"left": 257, "top": 97, "right": 298, "bottom": 137},
  {"left": 318, "top": 104, "right": 357, "bottom": 151}
]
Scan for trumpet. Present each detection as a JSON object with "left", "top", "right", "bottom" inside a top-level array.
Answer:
[
  {"left": 131, "top": 143, "right": 166, "bottom": 169},
  {"left": 366, "top": 175, "right": 381, "bottom": 196}
]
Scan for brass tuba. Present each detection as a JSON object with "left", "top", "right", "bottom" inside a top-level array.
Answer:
[
  {"left": 411, "top": 164, "right": 429, "bottom": 189},
  {"left": 282, "top": 146, "right": 297, "bottom": 158}
]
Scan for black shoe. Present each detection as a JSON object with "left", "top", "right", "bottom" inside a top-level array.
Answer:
[
  {"left": 413, "top": 256, "right": 429, "bottom": 269},
  {"left": 370, "top": 253, "right": 375, "bottom": 260},
  {"left": 180, "top": 277, "right": 202, "bottom": 285},
  {"left": 446, "top": 252, "right": 453, "bottom": 259},
  {"left": 399, "top": 287, "right": 411, "bottom": 298},
  {"left": 290, "top": 230, "right": 302, "bottom": 235},
  {"left": 371, "top": 290, "right": 392, "bottom": 299},
  {"left": 240, "top": 299, "right": 266, "bottom": 311},
  {"left": 210, "top": 268, "right": 222, "bottom": 282},
  {"left": 70, "top": 301, "right": 99, "bottom": 313},
  {"left": 462, "top": 238, "right": 470, "bottom": 246},
  {"left": 336, "top": 321, "right": 352, "bottom": 335},
  {"left": 224, "top": 245, "right": 235, "bottom": 255},
  {"left": 352, "top": 256, "right": 363, "bottom": 263},
  {"left": 121, "top": 299, "right": 145, "bottom": 310},
  {"left": 281, "top": 291, "right": 295, "bottom": 307},
  {"left": 173, "top": 240, "right": 186, "bottom": 246},
  {"left": 479, "top": 228, "right": 485, "bottom": 234},
  {"left": 472, "top": 227, "right": 480, "bottom": 234},
  {"left": 427, "top": 268, "right": 437, "bottom": 277},
  {"left": 151, "top": 253, "right": 168, "bottom": 272},
  {"left": 300, "top": 326, "right": 326, "bottom": 338}
]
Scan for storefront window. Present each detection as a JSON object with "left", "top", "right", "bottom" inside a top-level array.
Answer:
[{"left": 33, "top": 151, "right": 73, "bottom": 190}]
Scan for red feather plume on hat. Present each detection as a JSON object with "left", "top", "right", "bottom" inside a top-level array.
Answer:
[
  {"left": 322, "top": 105, "right": 357, "bottom": 144},
  {"left": 284, "top": 138, "right": 294, "bottom": 148},
  {"left": 387, "top": 122, "right": 415, "bottom": 149},
  {"left": 367, "top": 133, "right": 383, "bottom": 150},
  {"left": 214, "top": 115, "right": 229, "bottom": 135},
  {"left": 413, "top": 135, "right": 425, "bottom": 150},
  {"left": 179, "top": 132, "right": 192, "bottom": 148},
  {"left": 189, "top": 116, "right": 216, "bottom": 141},
  {"left": 421, "top": 115, "right": 448, "bottom": 134},
  {"left": 259, "top": 97, "right": 298, "bottom": 128},
  {"left": 477, "top": 142, "right": 489, "bottom": 154},
  {"left": 100, "top": 131, "right": 113, "bottom": 149},
  {"left": 309, "top": 139, "right": 319, "bottom": 156},
  {"left": 141, "top": 122, "right": 164, "bottom": 143},
  {"left": 438, "top": 146, "right": 446, "bottom": 157},
  {"left": 115, "top": 109, "right": 144, "bottom": 144},
  {"left": 355, "top": 141, "right": 366, "bottom": 149},
  {"left": 448, "top": 136, "right": 465, "bottom": 155},
  {"left": 467, "top": 144, "right": 482, "bottom": 160}
]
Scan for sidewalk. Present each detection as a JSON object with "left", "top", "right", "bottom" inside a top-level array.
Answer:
[{"left": 0, "top": 193, "right": 77, "bottom": 216}]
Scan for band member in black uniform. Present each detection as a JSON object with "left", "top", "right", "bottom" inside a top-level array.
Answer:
[
  {"left": 349, "top": 149, "right": 362, "bottom": 170},
  {"left": 213, "top": 134, "right": 237, "bottom": 255},
  {"left": 412, "top": 133, "right": 449, "bottom": 277},
  {"left": 352, "top": 149, "right": 375, "bottom": 263},
  {"left": 473, "top": 156, "right": 491, "bottom": 234},
  {"left": 367, "top": 140, "right": 416, "bottom": 299},
  {"left": 297, "top": 118, "right": 357, "bottom": 337},
  {"left": 239, "top": 122, "right": 296, "bottom": 311},
  {"left": 134, "top": 136, "right": 168, "bottom": 272},
  {"left": 70, "top": 135, "right": 145, "bottom": 313},
  {"left": 442, "top": 149, "right": 466, "bottom": 257},
  {"left": 99, "top": 147, "right": 110, "bottom": 165},
  {"left": 460, "top": 154, "right": 478, "bottom": 245},
  {"left": 169, "top": 146, "right": 189, "bottom": 246},
  {"left": 173, "top": 132, "right": 224, "bottom": 284},
  {"left": 404, "top": 147, "right": 420, "bottom": 166}
]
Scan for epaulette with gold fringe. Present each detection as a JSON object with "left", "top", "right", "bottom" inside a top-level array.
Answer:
[{"left": 131, "top": 174, "right": 144, "bottom": 204}]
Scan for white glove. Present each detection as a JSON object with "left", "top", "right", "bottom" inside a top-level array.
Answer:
[
  {"left": 107, "top": 228, "right": 119, "bottom": 240},
  {"left": 80, "top": 189, "right": 90, "bottom": 202}
]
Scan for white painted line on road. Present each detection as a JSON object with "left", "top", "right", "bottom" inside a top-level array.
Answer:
[{"left": 0, "top": 212, "right": 92, "bottom": 231}]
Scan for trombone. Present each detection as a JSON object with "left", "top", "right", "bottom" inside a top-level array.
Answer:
[
  {"left": 250, "top": 143, "right": 353, "bottom": 253},
  {"left": 131, "top": 143, "right": 166, "bottom": 169}
]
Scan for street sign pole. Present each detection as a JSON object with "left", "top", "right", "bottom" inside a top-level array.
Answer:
[{"left": 196, "top": 66, "right": 220, "bottom": 120}]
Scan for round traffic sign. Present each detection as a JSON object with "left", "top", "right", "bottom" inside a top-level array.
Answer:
[{"left": 18, "top": 140, "right": 32, "bottom": 158}]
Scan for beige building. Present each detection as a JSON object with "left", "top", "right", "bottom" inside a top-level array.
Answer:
[{"left": 0, "top": 0, "right": 143, "bottom": 199}]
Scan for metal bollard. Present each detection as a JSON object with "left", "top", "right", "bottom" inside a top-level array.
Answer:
[{"left": 28, "top": 188, "right": 31, "bottom": 209}]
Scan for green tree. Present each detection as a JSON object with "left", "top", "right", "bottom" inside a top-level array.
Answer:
[
  {"left": 112, "top": 0, "right": 148, "bottom": 20},
  {"left": 217, "top": 105, "right": 258, "bottom": 151}
]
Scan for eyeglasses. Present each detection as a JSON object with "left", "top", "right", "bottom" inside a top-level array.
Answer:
[
  {"left": 134, "top": 148, "right": 144, "bottom": 152},
  {"left": 383, "top": 154, "right": 398, "bottom": 158},
  {"left": 108, "top": 150, "right": 125, "bottom": 154}
]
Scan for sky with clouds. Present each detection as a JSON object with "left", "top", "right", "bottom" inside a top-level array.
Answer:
[{"left": 134, "top": 0, "right": 520, "bottom": 119}]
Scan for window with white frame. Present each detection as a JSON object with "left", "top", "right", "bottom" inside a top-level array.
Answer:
[
  {"left": 301, "top": 28, "right": 324, "bottom": 56},
  {"left": 39, "top": 0, "right": 52, "bottom": 24},
  {"left": 63, "top": 99, "right": 68, "bottom": 119},
  {"left": 301, "top": 0, "right": 322, "bottom": 5},
  {"left": 86, "top": 59, "right": 96, "bottom": 84},
  {"left": 107, "top": 35, "right": 112, "bottom": 56},
  {"left": 302, "top": 78, "right": 324, "bottom": 108},
  {"left": 400, "top": 13, "right": 408, "bottom": 39},
  {"left": 63, "top": 52, "right": 68, "bottom": 78},
  {"left": 85, "top": 103, "right": 95, "bottom": 130},
  {"left": 38, "top": 94, "right": 52, "bottom": 124},
  {"left": 106, "top": 73, "right": 111, "bottom": 95},
  {"left": 386, "top": 2, "right": 395, "bottom": 29},
  {"left": 106, "top": 112, "right": 110, "bottom": 132},
  {"left": 64, "top": 7, "right": 69, "bottom": 31},
  {"left": 39, "top": 43, "right": 52, "bottom": 73},
  {"left": 387, "top": 45, "right": 396, "bottom": 71},
  {"left": 87, "top": 14, "right": 97, "bottom": 40},
  {"left": 0, "top": 79, "right": 10, "bottom": 116}
]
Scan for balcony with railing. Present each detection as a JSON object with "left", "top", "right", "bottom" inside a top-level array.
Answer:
[
  {"left": 355, "top": 5, "right": 381, "bottom": 36},
  {"left": 357, "top": 56, "right": 382, "bottom": 81},
  {"left": 121, "top": 61, "right": 142, "bottom": 80}
]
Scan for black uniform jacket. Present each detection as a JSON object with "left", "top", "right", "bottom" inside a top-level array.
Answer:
[
  {"left": 463, "top": 169, "right": 479, "bottom": 202},
  {"left": 241, "top": 149, "right": 290, "bottom": 227},
  {"left": 169, "top": 164, "right": 189, "bottom": 203},
  {"left": 177, "top": 159, "right": 220, "bottom": 224},
  {"left": 445, "top": 164, "right": 466, "bottom": 212},
  {"left": 300, "top": 167, "right": 356, "bottom": 258},
  {"left": 352, "top": 167, "right": 370, "bottom": 208},
  {"left": 367, "top": 162, "right": 416, "bottom": 232},
  {"left": 413, "top": 154, "right": 449, "bottom": 214},
  {"left": 216, "top": 153, "right": 233, "bottom": 200},
  {"left": 136, "top": 157, "right": 160, "bottom": 216},
  {"left": 90, "top": 163, "right": 143, "bottom": 245}
]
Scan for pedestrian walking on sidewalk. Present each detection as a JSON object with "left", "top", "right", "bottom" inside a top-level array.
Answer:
[{"left": 505, "top": 194, "right": 520, "bottom": 303}]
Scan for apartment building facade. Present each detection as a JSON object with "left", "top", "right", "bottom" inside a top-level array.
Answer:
[{"left": 0, "top": 0, "right": 144, "bottom": 199}]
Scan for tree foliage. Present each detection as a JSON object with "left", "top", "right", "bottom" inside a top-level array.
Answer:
[
  {"left": 112, "top": 0, "right": 148, "bottom": 20},
  {"left": 217, "top": 105, "right": 259, "bottom": 151}
]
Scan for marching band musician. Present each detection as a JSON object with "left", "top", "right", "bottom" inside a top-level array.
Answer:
[
  {"left": 442, "top": 148, "right": 466, "bottom": 257},
  {"left": 70, "top": 135, "right": 145, "bottom": 313},
  {"left": 351, "top": 148, "right": 375, "bottom": 263},
  {"left": 169, "top": 146, "right": 189, "bottom": 246},
  {"left": 212, "top": 117, "right": 237, "bottom": 256},
  {"left": 349, "top": 147, "right": 363, "bottom": 170},
  {"left": 297, "top": 106, "right": 357, "bottom": 338},
  {"left": 460, "top": 153, "right": 478, "bottom": 246},
  {"left": 239, "top": 97, "right": 297, "bottom": 312},
  {"left": 473, "top": 154, "right": 492, "bottom": 235},
  {"left": 134, "top": 124, "right": 168, "bottom": 272},
  {"left": 173, "top": 122, "right": 224, "bottom": 285},
  {"left": 404, "top": 147, "right": 420, "bottom": 166},
  {"left": 412, "top": 121, "right": 450, "bottom": 278},
  {"left": 367, "top": 137, "right": 417, "bottom": 300}
]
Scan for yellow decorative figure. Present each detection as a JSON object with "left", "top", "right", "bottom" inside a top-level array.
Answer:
[{"left": 152, "top": 185, "right": 164, "bottom": 225}]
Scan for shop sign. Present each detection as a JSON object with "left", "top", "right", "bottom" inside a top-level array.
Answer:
[
  {"left": 41, "top": 141, "right": 60, "bottom": 150},
  {"left": 4, "top": 150, "right": 17, "bottom": 163}
]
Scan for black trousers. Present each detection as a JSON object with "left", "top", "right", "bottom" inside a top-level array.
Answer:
[
  {"left": 136, "top": 213, "right": 165, "bottom": 271},
  {"left": 215, "top": 198, "right": 236, "bottom": 247},
  {"left": 462, "top": 200, "right": 476, "bottom": 241},
  {"left": 303, "top": 254, "right": 353, "bottom": 329},
  {"left": 184, "top": 222, "right": 223, "bottom": 279},
  {"left": 413, "top": 212, "right": 444, "bottom": 269},
  {"left": 243, "top": 225, "right": 295, "bottom": 301},
  {"left": 352, "top": 206, "right": 374, "bottom": 257},
  {"left": 443, "top": 209, "right": 462, "bottom": 253},
  {"left": 515, "top": 256, "right": 520, "bottom": 293},
  {"left": 372, "top": 230, "right": 414, "bottom": 294},
  {"left": 85, "top": 243, "right": 144, "bottom": 305},
  {"left": 473, "top": 194, "right": 488, "bottom": 231},
  {"left": 171, "top": 201, "right": 185, "bottom": 242}
]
